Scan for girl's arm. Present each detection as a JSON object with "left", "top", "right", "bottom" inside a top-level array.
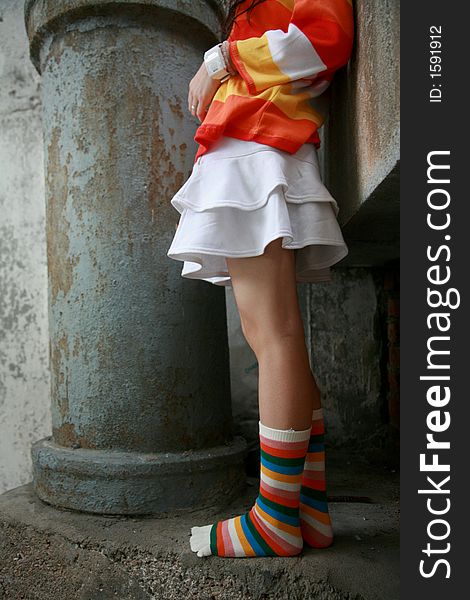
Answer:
[{"left": 228, "top": 0, "right": 354, "bottom": 95}]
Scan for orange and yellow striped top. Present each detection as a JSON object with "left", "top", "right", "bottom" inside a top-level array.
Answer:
[{"left": 194, "top": 0, "right": 354, "bottom": 162}]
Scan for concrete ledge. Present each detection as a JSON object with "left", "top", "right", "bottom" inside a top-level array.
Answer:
[
  {"left": 32, "top": 436, "right": 248, "bottom": 515},
  {"left": 338, "top": 162, "right": 400, "bottom": 267},
  {"left": 0, "top": 452, "right": 399, "bottom": 599}
]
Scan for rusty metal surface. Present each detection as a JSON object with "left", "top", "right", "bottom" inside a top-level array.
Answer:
[
  {"left": 23, "top": 0, "right": 245, "bottom": 513},
  {"left": 24, "top": 0, "right": 224, "bottom": 74},
  {"left": 39, "top": 13, "right": 233, "bottom": 452}
]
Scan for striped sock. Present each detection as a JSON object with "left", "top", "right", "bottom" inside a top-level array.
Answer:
[
  {"left": 189, "top": 420, "right": 311, "bottom": 557},
  {"left": 299, "top": 407, "right": 334, "bottom": 548}
]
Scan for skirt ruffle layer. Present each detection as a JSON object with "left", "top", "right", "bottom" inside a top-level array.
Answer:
[{"left": 166, "top": 137, "right": 348, "bottom": 287}]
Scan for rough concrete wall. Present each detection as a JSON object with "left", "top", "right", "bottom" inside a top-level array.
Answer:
[
  {"left": 294, "top": 0, "right": 400, "bottom": 453},
  {"left": 323, "top": 0, "right": 400, "bottom": 226},
  {"left": 0, "top": 1, "right": 51, "bottom": 494},
  {"left": 306, "top": 267, "right": 387, "bottom": 448}
]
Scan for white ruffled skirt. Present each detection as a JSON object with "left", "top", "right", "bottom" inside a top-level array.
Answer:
[{"left": 166, "top": 136, "right": 348, "bottom": 287}]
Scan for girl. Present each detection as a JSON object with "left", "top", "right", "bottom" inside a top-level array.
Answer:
[{"left": 167, "top": 0, "right": 354, "bottom": 558}]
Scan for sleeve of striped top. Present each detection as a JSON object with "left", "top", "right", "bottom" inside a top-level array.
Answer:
[{"left": 228, "top": 0, "right": 354, "bottom": 95}]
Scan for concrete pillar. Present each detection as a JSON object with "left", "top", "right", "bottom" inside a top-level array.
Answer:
[{"left": 24, "top": 0, "right": 246, "bottom": 515}]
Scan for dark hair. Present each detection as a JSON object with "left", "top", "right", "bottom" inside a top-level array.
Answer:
[{"left": 221, "top": 0, "right": 268, "bottom": 40}]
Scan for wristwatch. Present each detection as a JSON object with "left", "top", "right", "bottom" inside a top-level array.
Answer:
[{"left": 204, "top": 43, "right": 231, "bottom": 82}]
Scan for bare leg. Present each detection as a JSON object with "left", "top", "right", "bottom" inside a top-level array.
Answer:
[
  {"left": 189, "top": 237, "right": 324, "bottom": 557},
  {"left": 226, "top": 237, "right": 321, "bottom": 431}
]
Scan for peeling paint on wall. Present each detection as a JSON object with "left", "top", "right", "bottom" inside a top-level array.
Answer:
[{"left": 0, "top": 0, "right": 51, "bottom": 494}]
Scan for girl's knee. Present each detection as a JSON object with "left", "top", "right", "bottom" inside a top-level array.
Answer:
[{"left": 239, "top": 308, "right": 304, "bottom": 354}]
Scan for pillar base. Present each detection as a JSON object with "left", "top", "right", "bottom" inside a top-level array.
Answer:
[{"left": 32, "top": 436, "right": 248, "bottom": 515}]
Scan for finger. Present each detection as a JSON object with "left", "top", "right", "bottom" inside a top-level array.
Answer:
[
  {"left": 197, "top": 101, "right": 207, "bottom": 122},
  {"left": 197, "top": 106, "right": 208, "bottom": 123},
  {"left": 188, "top": 81, "right": 193, "bottom": 110},
  {"left": 190, "top": 98, "right": 198, "bottom": 117},
  {"left": 188, "top": 88, "right": 197, "bottom": 115}
]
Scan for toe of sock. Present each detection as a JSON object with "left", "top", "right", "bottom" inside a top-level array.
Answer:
[
  {"left": 196, "top": 545, "right": 212, "bottom": 557},
  {"left": 190, "top": 524, "right": 213, "bottom": 557}
]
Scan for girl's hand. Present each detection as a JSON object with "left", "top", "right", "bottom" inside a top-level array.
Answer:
[{"left": 188, "top": 61, "right": 221, "bottom": 123}]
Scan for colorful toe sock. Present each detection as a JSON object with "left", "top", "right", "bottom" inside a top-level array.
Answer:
[
  {"left": 299, "top": 407, "right": 334, "bottom": 548},
  {"left": 206, "top": 421, "right": 311, "bottom": 557}
]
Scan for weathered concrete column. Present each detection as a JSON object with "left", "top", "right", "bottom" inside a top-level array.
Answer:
[{"left": 24, "top": 0, "right": 246, "bottom": 514}]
